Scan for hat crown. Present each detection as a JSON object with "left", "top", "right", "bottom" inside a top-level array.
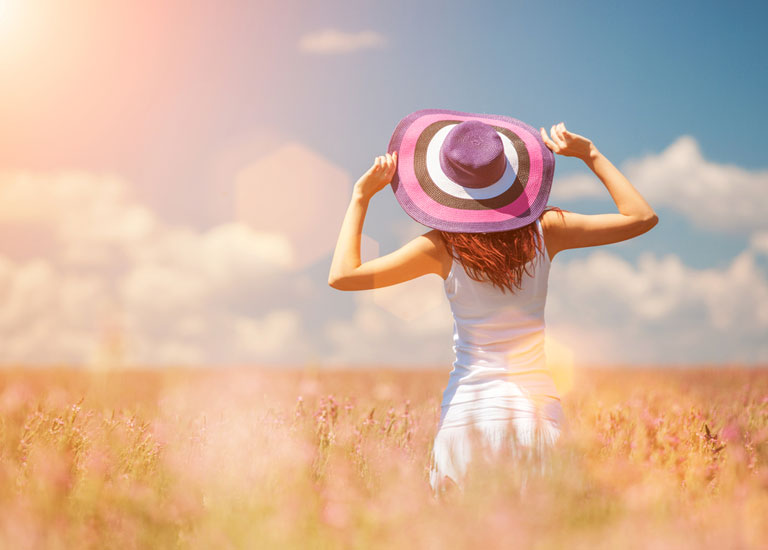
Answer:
[{"left": 438, "top": 120, "right": 506, "bottom": 189}]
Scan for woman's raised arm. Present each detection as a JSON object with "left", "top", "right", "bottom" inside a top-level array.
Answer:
[
  {"left": 327, "top": 152, "right": 446, "bottom": 291},
  {"left": 540, "top": 123, "right": 658, "bottom": 258}
]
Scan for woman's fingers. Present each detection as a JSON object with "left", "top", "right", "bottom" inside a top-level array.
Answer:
[
  {"left": 372, "top": 153, "right": 397, "bottom": 179},
  {"left": 540, "top": 127, "right": 559, "bottom": 152},
  {"left": 550, "top": 124, "right": 566, "bottom": 150},
  {"left": 550, "top": 124, "right": 563, "bottom": 148},
  {"left": 553, "top": 123, "right": 567, "bottom": 148},
  {"left": 542, "top": 123, "right": 577, "bottom": 155},
  {"left": 541, "top": 128, "right": 560, "bottom": 153}
]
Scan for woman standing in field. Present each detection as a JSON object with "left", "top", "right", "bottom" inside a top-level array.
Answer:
[{"left": 328, "top": 109, "right": 658, "bottom": 496}]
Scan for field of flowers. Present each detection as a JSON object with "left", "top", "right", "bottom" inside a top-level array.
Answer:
[{"left": 0, "top": 365, "right": 766, "bottom": 549}]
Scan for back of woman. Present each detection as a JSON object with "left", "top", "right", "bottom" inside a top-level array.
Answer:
[
  {"left": 328, "top": 108, "right": 658, "bottom": 499},
  {"left": 431, "top": 215, "right": 565, "bottom": 494},
  {"left": 440, "top": 216, "right": 556, "bottom": 412}
]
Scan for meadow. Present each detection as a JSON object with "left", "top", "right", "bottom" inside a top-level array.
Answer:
[{"left": 0, "top": 364, "right": 766, "bottom": 549}]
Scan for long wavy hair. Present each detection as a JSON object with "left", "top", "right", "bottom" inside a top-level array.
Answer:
[{"left": 438, "top": 206, "right": 568, "bottom": 294}]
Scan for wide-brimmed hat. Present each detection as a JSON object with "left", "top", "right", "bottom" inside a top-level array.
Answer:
[{"left": 387, "top": 108, "right": 555, "bottom": 233}]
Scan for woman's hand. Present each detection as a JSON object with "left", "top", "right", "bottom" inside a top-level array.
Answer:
[
  {"left": 540, "top": 123, "right": 595, "bottom": 162},
  {"left": 354, "top": 152, "right": 398, "bottom": 200}
]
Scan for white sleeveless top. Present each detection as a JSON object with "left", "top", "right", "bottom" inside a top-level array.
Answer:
[{"left": 439, "top": 217, "right": 562, "bottom": 427}]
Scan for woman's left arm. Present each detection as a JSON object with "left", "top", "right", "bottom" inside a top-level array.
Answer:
[{"left": 328, "top": 152, "right": 445, "bottom": 291}]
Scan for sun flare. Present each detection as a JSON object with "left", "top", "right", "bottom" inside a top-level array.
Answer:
[{"left": 544, "top": 334, "right": 576, "bottom": 395}]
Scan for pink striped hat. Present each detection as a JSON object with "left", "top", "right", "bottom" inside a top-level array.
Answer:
[{"left": 387, "top": 108, "right": 555, "bottom": 233}]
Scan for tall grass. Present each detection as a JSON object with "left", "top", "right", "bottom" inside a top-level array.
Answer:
[{"left": 0, "top": 366, "right": 766, "bottom": 549}]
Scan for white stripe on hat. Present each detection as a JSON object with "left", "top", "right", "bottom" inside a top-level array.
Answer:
[{"left": 425, "top": 123, "right": 520, "bottom": 201}]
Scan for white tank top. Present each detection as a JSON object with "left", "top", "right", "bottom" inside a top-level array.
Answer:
[{"left": 440, "top": 217, "right": 561, "bottom": 412}]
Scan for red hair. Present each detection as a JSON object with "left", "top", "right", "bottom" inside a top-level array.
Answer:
[{"left": 438, "top": 206, "right": 568, "bottom": 294}]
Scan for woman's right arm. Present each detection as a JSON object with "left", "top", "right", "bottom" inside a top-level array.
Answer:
[{"left": 539, "top": 123, "right": 658, "bottom": 258}]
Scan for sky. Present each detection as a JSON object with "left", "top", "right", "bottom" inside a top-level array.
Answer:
[{"left": 0, "top": 0, "right": 766, "bottom": 369}]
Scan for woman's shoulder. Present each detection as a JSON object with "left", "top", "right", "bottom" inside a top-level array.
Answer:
[
  {"left": 539, "top": 209, "right": 567, "bottom": 261},
  {"left": 421, "top": 229, "right": 454, "bottom": 280},
  {"left": 540, "top": 207, "right": 568, "bottom": 229}
]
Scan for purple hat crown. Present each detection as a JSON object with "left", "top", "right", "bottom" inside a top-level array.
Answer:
[{"left": 438, "top": 120, "right": 507, "bottom": 189}]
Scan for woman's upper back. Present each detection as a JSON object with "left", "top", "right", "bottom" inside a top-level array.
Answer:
[{"left": 444, "top": 217, "right": 551, "bottom": 360}]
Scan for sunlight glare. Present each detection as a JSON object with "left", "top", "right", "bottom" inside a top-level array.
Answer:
[
  {"left": 544, "top": 334, "right": 576, "bottom": 395},
  {"left": 0, "top": 0, "right": 23, "bottom": 42}
]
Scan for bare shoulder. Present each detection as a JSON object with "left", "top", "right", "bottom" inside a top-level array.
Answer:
[
  {"left": 421, "top": 229, "right": 453, "bottom": 280},
  {"left": 540, "top": 209, "right": 566, "bottom": 261}
]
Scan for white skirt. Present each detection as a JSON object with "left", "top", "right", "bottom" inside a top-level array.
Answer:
[{"left": 428, "top": 392, "right": 565, "bottom": 495}]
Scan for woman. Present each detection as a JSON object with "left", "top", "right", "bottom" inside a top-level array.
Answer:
[{"left": 328, "top": 109, "right": 658, "bottom": 496}]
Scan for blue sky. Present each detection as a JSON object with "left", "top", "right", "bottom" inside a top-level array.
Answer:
[{"left": 0, "top": 0, "right": 766, "bottom": 368}]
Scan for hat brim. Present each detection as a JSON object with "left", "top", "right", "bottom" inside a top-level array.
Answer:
[{"left": 387, "top": 109, "right": 555, "bottom": 233}]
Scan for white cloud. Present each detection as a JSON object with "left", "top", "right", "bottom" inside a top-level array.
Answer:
[
  {"left": 370, "top": 274, "right": 448, "bottom": 323},
  {"left": 549, "top": 136, "right": 768, "bottom": 233},
  {"left": 547, "top": 247, "right": 768, "bottom": 366},
  {"left": 547, "top": 172, "right": 604, "bottom": 201},
  {"left": 324, "top": 275, "right": 455, "bottom": 366},
  {"left": 4, "top": 139, "right": 767, "bottom": 367},
  {"left": 0, "top": 256, "right": 115, "bottom": 364},
  {"left": 298, "top": 28, "right": 386, "bottom": 54},
  {"left": 750, "top": 231, "right": 768, "bottom": 254},
  {"left": 0, "top": 170, "right": 157, "bottom": 266},
  {"left": 233, "top": 310, "right": 303, "bottom": 359},
  {"left": 0, "top": 170, "right": 309, "bottom": 366}
]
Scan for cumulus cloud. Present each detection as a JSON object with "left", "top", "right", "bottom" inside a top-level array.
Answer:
[
  {"left": 298, "top": 28, "right": 386, "bottom": 54},
  {"left": 549, "top": 136, "right": 768, "bottom": 233},
  {"left": 3, "top": 139, "right": 767, "bottom": 368},
  {"left": 0, "top": 256, "right": 114, "bottom": 364},
  {"left": 547, "top": 172, "right": 603, "bottom": 201},
  {"left": 324, "top": 275, "right": 455, "bottom": 366},
  {"left": 0, "top": 170, "right": 311, "bottom": 366},
  {"left": 750, "top": 231, "right": 768, "bottom": 254},
  {"left": 547, "top": 244, "right": 768, "bottom": 366},
  {"left": 232, "top": 309, "right": 303, "bottom": 360}
]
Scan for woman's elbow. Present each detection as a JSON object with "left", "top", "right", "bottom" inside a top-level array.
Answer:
[
  {"left": 640, "top": 212, "right": 659, "bottom": 233},
  {"left": 328, "top": 275, "right": 350, "bottom": 290}
]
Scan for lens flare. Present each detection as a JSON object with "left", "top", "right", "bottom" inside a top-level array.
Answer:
[{"left": 544, "top": 334, "right": 575, "bottom": 395}]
